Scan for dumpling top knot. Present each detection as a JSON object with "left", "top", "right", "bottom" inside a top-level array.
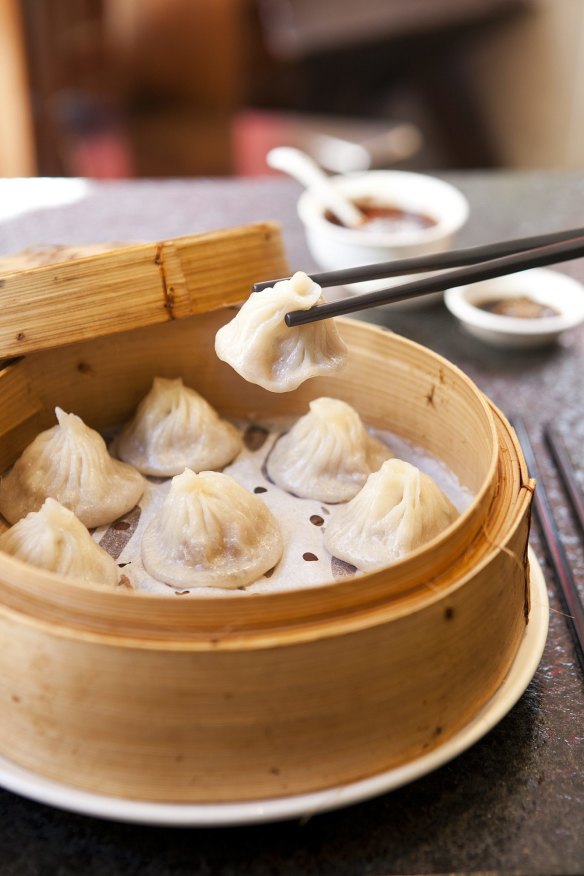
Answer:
[
  {"left": 56, "top": 406, "right": 84, "bottom": 431},
  {"left": 214, "top": 271, "right": 348, "bottom": 392}
]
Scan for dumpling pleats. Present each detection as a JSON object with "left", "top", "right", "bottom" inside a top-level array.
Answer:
[
  {"left": 267, "top": 397, "right": 393, "bottom": 502},
  {"left": 142, "top": 469, "right": 283, "bottom": 589},
  {"left": 0, "top": 408, "right": 144, "bottom": 527},
  {"left": 324, "top": 458, "right": 459, "bottom": 571},
  {"left": 0, "top": 498, "right": 121, "bottom": 587},
  {"left": 115, "top": 377, "right": 242, "bottom": 476}
]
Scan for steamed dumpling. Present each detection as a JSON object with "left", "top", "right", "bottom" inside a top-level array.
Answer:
[
  {"left": 142, "top": 468, "right": 283, "bottom": 589},
  {"left": 324, "top": 458, "right": 459, "bottom": 570},
  {"left": 115, "top": 377, "right": 242, "bottom": 476},
  {"left": 214, "top": 271, "right": 348, "bottom": 392},
  {"left": 0, "top": 407, "right": 144, "bottom": 527},
  {"left": 0, "top": 498, "right": 120, "bottom": 588},
  {"left": 267, "top": 398, "right": 393, "bottom": 502}
]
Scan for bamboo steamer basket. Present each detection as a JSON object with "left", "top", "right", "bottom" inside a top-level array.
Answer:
[{"left": 0, "top": 224, "right": 534, "bottom": 803}]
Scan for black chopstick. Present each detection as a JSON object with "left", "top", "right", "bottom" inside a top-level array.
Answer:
[
  {"left": 544, "top": 424, "right": 584, "bottom": 536},
  {"left": 284, "top": 234, "right": 584, "bottom": 326},
  {"left": 253, "top": 225, "right": 584, "bottom": 293},
  {"left": 511, "top": 417, "right": 584, "bottom": 670}
]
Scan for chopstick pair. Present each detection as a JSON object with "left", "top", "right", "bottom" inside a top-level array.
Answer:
[
  {"left": 251, "top": 226, "right": 584, "bottom": 327},
  {"left": 512, "top": 417, "right": 584, "bottom": 672}
]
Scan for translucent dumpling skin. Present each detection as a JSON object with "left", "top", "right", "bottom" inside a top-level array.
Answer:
[
  {"left": 116, "top": 377, "right": 242, "bottom": 476},
  {"left": 214, "top": 271, "right": 348, "bottom": 392},
  {"left": 142, "top": 469, "right": 283, "bottom": 589},
  {"left": 324, "top": 458, "right": 459, "bottom": 570},
  {"left": 0, "top": 498, "right": 121, "bottom": 588},
  {"left": 0, "top": 408, "right": 144, "bottom": 527},
  {"left": 267, "top": 397, "right": 393, "bottom": 502}
]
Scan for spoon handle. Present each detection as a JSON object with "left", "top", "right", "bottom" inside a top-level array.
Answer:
[{"left": 266, "top": 147, "right": 365, "bottom": 229}]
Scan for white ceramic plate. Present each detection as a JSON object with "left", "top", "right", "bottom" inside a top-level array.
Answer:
[{"left": 0, "top": 549, "right": 548, "bottom": 826}]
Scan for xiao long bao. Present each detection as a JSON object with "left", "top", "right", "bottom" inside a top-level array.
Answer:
[
  {"left": 0, "top": 498, "right": 121, "bottom": 588},
  {"left": 0, "top": 407, "right": 144, "bottom": 528},
  {"left": 266, "top": 397, "right": 393, "bottom": 503},
  {"left": 215, "top": 271, "right": 348, "bottom": 392},
  {"left": 324, "top": 458, "right": 460, "bottom": 571},
  {"left": 142, "top": 469, "right": 284, "bottom": 589},
  {"left": 115, "top": 376, "right": 242, "bottom": 476}
]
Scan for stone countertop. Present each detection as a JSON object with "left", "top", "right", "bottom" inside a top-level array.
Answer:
[{"left": 0, "top": 171, "right": 582, "bottom": 876}]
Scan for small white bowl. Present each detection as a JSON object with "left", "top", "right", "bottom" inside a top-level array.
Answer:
[
  {"left": 444, "top": 268, "right": 584, "bottom": 349},
  {"left": 297, "top": 170, "right": 469, "bottom": 309}
]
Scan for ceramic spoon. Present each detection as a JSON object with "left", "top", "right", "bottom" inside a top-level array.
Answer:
[{"left": 266, "top": 147, "right": 366, "bottom": 229}]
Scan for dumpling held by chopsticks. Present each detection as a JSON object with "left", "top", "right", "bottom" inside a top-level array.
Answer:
[{"left": 214, "top": 271, "right": 347, "bottom": 392}]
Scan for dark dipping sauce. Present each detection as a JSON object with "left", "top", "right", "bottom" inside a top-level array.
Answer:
[
  {"left": 478, "top": 296, "right": 560, "bottom": 319},
  {"left": 325, "top": 201, "right": 437, "bottom": 234}
]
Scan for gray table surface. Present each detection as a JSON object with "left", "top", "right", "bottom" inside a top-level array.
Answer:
[{"left": 0, "top": 171, "right": 582, "bottom": 876}]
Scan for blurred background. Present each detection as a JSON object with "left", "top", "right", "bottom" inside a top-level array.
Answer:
[{"left": 1, "top": 0, "right": 583, "bottom": 179}]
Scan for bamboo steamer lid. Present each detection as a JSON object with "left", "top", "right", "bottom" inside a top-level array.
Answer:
[
  {"left": 0, "top": 225, "right": 534, "bottom": 802},
  {"left": 0, "top": 224, "right": 287, "bottom": 357}
]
